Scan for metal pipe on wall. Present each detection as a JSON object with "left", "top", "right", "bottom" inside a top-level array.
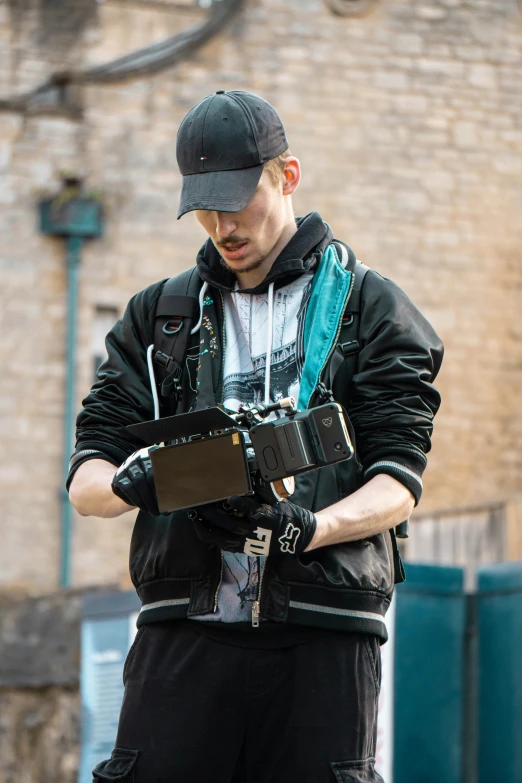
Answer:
[
  {"left": 39, "top": 187, "right": 104, "bottom": 588},
  {"left": 60, "top": 236, "right": 83, "bottom": 587}
]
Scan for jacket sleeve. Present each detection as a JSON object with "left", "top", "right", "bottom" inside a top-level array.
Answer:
[
  {"left": 348, "top": 270, "right": 443, "bottom": 505},
  {"left": 66, "top": 280, "right": 166, "bottom": 489}
]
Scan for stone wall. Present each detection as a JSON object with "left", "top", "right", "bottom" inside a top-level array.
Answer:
[
  {"left": 0, "top": 589, "right": 103, "bottom": 783},
  {"left": 0, "top": 688, "right": 80, "bottom": 783},
  {"left": 1, "top": 0, "right": 522, "bottom": 593}
]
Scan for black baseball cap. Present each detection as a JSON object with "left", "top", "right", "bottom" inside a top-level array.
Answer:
[{"left": 176, "top": 90, "right": 288, "bottom": 219}]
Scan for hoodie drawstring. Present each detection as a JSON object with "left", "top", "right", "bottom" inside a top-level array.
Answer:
[
  {"left": 191, "top": 281, "right": 209, "bottom": 335},
  {"left": 146, "top": 344, "right": 160, "bottom": 421}
]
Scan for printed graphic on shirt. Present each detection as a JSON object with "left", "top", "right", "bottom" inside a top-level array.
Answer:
[
  {"left": 222, "top": 555, "right": 261, "bottom": 616},
  {"left": 191, "top": 275, "right": 312, "bottom": 624},
  {"left": 222, "top": 275, "right": 313, "bottom": 410}
]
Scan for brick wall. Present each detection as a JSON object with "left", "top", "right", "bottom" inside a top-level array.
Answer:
[{"left": 1, "top": 0, "right": 521, "bottom": 593}]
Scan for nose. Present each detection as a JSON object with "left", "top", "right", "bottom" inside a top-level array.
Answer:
[{"left": 215, "top": 212, "right": 238, "bottom": 240}]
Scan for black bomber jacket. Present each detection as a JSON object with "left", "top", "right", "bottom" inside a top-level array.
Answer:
[{"left": 68, "top": 213, "right": 443, "bottom": 641}]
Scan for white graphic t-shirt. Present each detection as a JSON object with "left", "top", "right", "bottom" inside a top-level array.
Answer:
[{"left": 192, "top": 273, "right": 313, "bottom": 623}]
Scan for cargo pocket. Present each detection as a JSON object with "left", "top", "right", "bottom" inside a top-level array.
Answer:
[
  {"left": 93, "top": 747, "right": 139, "bottom": 781},
  {"left": 363, "top": 635, "right": 382, "bottom": 695},
  {"left": 330, "top": 757, "right": 384, "bottom": 783}
]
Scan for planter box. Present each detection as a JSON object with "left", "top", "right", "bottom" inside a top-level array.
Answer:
[{"left": 39, "top": 197, "right": 103, "bottom": 238}]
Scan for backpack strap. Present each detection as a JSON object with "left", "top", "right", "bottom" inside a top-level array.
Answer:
[
  {"left": 324, "top": 256, "right": 410, "bottom": 545},
  {"left": 153, "top": 267, "right": 203, "bottom": 400},
  {"left": 325, "top": 259, "right": 370, "bottom": 396}
]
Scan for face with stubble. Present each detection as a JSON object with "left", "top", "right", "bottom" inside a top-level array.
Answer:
[{"left": 194, "top": 162, "right": 300, "bottom": 282}]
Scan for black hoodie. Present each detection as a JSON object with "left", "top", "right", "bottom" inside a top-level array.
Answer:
[{"left": 195, "top": 210, "right": 332, "bottom": 293}]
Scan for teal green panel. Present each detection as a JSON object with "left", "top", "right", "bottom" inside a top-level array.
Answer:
[
  {"left": 39, "top": 198, "right": 103, "bottom": 238},
  {"left": 394, "top": 563, "right": 466, "bottom": 783},
  {"left": 297, "top": 244, "right": 352, "bottom": 410},
  {"left": 477, "top": 562, "right": 522, "bottom": 782}
]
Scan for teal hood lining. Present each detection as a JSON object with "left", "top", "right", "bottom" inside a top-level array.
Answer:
[{"left": 297, "top": 244, "right": 354, "bottom": 410}]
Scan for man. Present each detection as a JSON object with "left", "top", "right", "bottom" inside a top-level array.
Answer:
[{"left": 69, "top": 90, "right": 443, "bottom": 783}]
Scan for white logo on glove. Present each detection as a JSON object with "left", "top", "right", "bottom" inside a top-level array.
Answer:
[
  {"left": 278, "top": 523, "right": 301, "bottom": 554},
  {"left": 243, "top": 527, "right": 272, "bottom": 557}
]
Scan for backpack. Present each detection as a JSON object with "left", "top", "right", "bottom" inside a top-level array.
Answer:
[
  {"left": 152, "top": 266, "right": 202, "bottom": 402},
  {"left": 151, "top": 253, "right": 408, "bottom": 541}
]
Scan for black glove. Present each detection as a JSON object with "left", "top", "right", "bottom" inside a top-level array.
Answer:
[
  {"left": 188, "top": 495, "right": 317, "bottom": 556},
  {"left": 112, "top": 447, "right": 162, "bottom": 516}
]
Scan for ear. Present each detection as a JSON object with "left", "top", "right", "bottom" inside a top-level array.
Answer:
[{"left": 282, "top": 157, "right": 301, "bottom": 197}]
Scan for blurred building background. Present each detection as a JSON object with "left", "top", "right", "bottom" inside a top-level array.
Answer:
[{"left": 1, "top": 0, "right": 522, "bottom": 779}]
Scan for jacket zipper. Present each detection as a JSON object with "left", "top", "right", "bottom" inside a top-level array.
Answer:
[
  {"left": 250, "top": 280, "right": 271, "bottom": 628},
  {"left": 220, "top": 287, "right": 267, "bottom": 628},
  {"left": 212, "top": 291, "right": 227, "bottom": 614},
  {"left": 252, "top": 557, "right": 267, "bottom": 627}
]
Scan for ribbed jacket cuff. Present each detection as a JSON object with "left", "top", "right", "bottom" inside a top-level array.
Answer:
[
  {"left": 66, "top": 443, "right": 125, "bottom": 491},
  {"left": 363, "top": 454, "right": 425, "bottom": 505}
]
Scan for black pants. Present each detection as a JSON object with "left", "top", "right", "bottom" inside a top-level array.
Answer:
[{"left": 93, "top": 622, "right": 384, "bottom": 783}]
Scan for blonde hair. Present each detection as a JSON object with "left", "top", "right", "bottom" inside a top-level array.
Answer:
[{"left": 264, "top": 150, "right": 292, "bottom": 187}]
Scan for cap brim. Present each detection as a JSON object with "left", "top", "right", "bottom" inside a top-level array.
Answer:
[{"left": 177, "top": 164, "right": 264, "bottom": 219}]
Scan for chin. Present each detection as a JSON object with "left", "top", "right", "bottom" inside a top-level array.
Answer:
[{"left": 222, "top": 255, "right": 263, "bottom": 274}]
